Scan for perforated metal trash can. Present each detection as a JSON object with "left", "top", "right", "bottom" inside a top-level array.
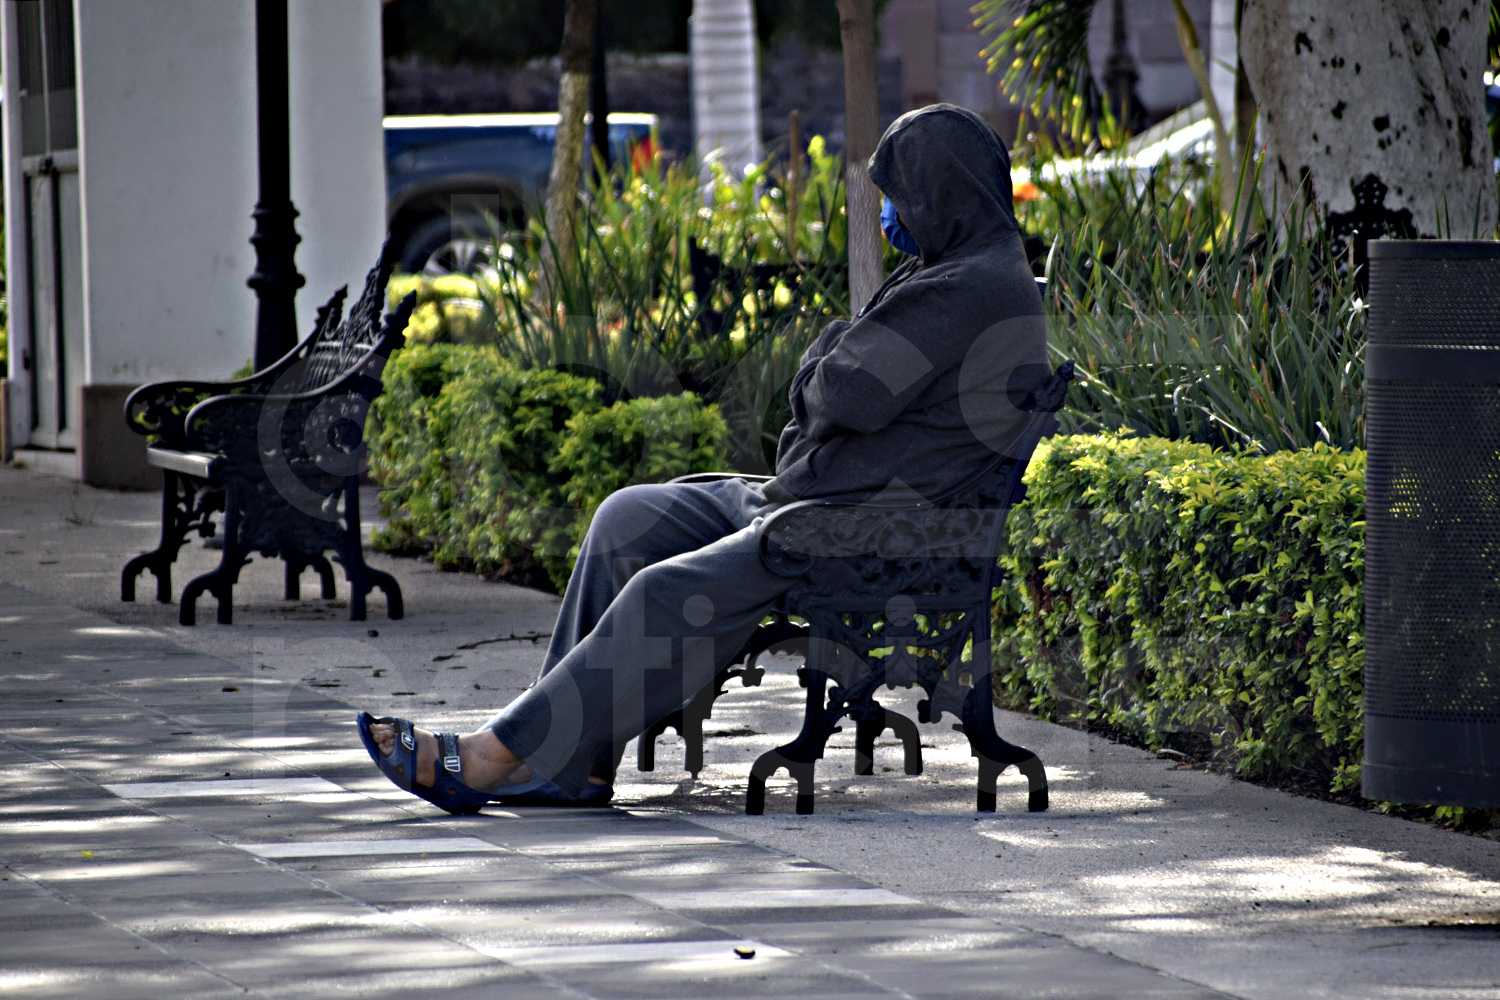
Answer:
[{"left": 1364, "top": 241, "right": 1500, "bottom": 806}]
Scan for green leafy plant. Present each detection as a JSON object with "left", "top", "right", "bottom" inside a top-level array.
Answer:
[
  {"left": 1025, "top": 154, "right": 1366, "bottom": 454},
  {"left": 993, "top": 431, "right": 1366, "bottom": 794},
  {"left": 368, "top": 342, "right": 728, "bottom": 592}
]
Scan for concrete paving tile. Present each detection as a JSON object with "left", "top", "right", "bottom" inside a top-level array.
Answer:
[
  {"left": 506, "top": 951, "right": 889, "bottom": 1000},
  {"left": 0, "top": 800, "right": 158, "bottom": 827},
  {"left": 531, "top": 845, "right": 805, "bottom": 876},
  {"left": 233, "top": 835, "right": 502, "bottom": 858},
  {"left": 324, "top": 874, "right": 623, "bottom": 906},
  {"left": 144, "top": 925, "right": 514, "bottom": 989},
  {"left": 260, "top": 971, "right": 567, "bottom": 1000},
  {"left": 139, "top": 800, "right": 414, "bottom": 840},
  {"left": 0, "top": 814, "right": 195, "bottom": 858},
  {"left": 590, "top": 870, "right": 873, "bottom": 894},
  {"left": 636, "top": 887, "right": 921, "bottom": 911},
  {"left": 0, "top": 907, "right": 100, "bottom": 933},
  {"left": 0, "top": 961, "right": 244, "bottom": 1000},
  {"left": 272, "top": 851, "right": 553, "bottom": 878},
  {"left": 824, "top": 944, "right": 1229, "bottom": 999},
  {"left": 120, "top": 897, "right": 392, "bottom": 938},
  {"left": 392, "top": 891, "right": 662, "bottom": 930},
  {"left": 54, "top": 871, "right": 342, "bottom": 921},
  {"left": 735, "top": 916, "right": 1031, "bottom": 953},
  {"left": 59, "top": 754, "right": 332, "bottom": 785},
  {"left": 548, "top": 852, "right": 829, "bottom": 880},
  {"left": 15, "top": 849, "right": 268, "bottom": 883},
  {"left": 0, "top": 757, "right": 108, "bottom": 789},
  {"left": 430, "top": 909, "right": 718, "bottom": 948},
  {"left": 487, "top": 937, "right": 774, "bottom": 966},
  {"left": 101, "top": 776, "right": 347, "bottom": 798}
]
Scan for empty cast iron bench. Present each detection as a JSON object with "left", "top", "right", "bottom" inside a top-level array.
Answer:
[
  {"left": 639, "top": 359, "right": 1074, "bottom": 814},
  {"left": 121, "top": 253, "right": 416, "bottom": 626}
]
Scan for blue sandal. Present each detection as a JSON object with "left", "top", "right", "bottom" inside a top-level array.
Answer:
[{"left": 355, "top": 712, "right": 495, "bottom": 815}]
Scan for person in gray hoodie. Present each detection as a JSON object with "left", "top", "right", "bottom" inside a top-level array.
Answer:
[{"left": 357, "top": 104, "right": 1050, "bottom": 810}]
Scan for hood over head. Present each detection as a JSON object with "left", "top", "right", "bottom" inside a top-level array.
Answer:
[{"left": 867, "top": 104, "right": 1018, "bottom": 263}]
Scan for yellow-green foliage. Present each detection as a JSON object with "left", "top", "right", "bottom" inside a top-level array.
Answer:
[
  {"left": 388, "top": 274, "right": 494, "bottom": 346},
  {"left": 368, "top": 343, "right": 728, "bottom": 592},
  {"left": 994, "top": 432, "right": 1365, "bottom": 794}
]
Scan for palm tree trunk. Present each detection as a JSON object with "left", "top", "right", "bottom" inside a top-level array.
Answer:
[
  {"left": 690, "top": 0, "right": 761, "bottom": 175},
  {"left": 836, "top": 0, "right": 884, "bottom": 311}
]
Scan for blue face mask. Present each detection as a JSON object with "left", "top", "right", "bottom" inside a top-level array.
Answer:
[{"left": 880, "top": 196, "right": 920, "bottom": 256}]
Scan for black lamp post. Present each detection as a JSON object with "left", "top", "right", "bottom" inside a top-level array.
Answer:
[
  {"left": 589, "top": 12, "right": 611, "bottom": 174},
  {"left": 248, "top": 0, "right": 304, "bottom": 371},
  {"left": 1103, "top": 0, "right": 1144, "bottom": 132}
]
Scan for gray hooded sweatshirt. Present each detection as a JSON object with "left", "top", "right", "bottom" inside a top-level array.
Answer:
[{"left": 765, "top": 104, "right": 1050, "bottom": 504}]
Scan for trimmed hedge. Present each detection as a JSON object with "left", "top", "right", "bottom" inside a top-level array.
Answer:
[
  {"left": 369, "top": 350, "right": 1370, "bottom": 797},
  {"left": 369, "top": 343, "right": 728, "bottom": 592},
  {"left": 994, "top": 432, "right": 1366, "bottom": 795}
]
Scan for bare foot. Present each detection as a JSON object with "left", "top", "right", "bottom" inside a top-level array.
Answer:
[{"left": 368, "top": 721, "right": 523, "bottom": 790}]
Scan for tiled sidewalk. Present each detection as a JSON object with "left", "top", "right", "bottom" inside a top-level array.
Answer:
[{"left": 0, "top": 582, "right": 1225, "bottom": 1000}]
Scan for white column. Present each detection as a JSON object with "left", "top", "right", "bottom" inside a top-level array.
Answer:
[
  {"left": 288, "top": 0, "right": 385, "bottom": 338},
  {"left": 690, "top": 0, "right": 761, "bottom": 176},
  {"left": 1, "top": 2, "right": 32, "bottom": 448},
  {"left": 1209, "top": 0, "right": 1237, "bottom": 137}
]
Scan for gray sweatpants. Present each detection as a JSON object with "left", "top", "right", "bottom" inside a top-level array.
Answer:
[{"left": 484, "top": 478, "right": 794, "bottom": 795}]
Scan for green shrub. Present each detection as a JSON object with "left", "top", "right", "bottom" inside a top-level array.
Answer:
[
  {"left": 994, "top": 431, "right": 1366, "bottom": 794},
  {"left": 369, "top": 343, "right": 728, "bottom": 592}
]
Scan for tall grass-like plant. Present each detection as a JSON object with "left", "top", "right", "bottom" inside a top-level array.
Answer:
[
  {"left": 1032, "top": 154, "right": 1366, "bottom": 454},
  {"left": 470, "top": 140, "right": 857, "bottom": 470}
]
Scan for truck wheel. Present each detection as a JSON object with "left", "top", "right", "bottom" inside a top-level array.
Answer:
[{"left": 396, "top": 213, "right": 520, "bottom": 276}]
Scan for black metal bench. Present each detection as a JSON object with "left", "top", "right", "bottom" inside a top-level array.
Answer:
[
  {"left": 639, "top": 358, "right": 1074, "bottom": 814},
  {"left": 121, "top": 253, "right": 416, "bottom": 626}
]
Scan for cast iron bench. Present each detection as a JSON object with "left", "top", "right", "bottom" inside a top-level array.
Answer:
[
  {"left": 639, "top": 358, "right": 1073, "bottom": 814},
  {"left": 121, "top": 252, "right": 416, "bottom": 625}
]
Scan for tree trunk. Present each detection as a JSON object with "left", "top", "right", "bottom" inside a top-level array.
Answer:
[
  {"left": 836, "top": 0, "right": 885, "bottom": 311},
  {"left": 539, "top": 0, "right": 597, "bottom": 304},
  {"left": 1240, "top": 0, "right": 1497, "bottom": 239}
]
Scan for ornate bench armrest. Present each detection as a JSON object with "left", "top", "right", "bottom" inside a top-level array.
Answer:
[
  {"left": 668, "top": 472, "right": 776, "bottom": 485},
  {"left": 124, "top": 376, "right": 269, "bottom": 442},
  {"left": 121, "top": 286, "right": 366, "bottom": 442},
  {"left": 177, "top": 291, "right": 414, "bottom": 458}
]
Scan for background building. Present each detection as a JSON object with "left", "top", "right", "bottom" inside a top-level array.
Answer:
[{"left": 1, "top": 0, "right": 385, "bottom": 485}]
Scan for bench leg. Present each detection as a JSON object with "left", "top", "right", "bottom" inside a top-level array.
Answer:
[
  {"left": 960, "top": 684, "right": 1047, "bottom": 813},
  {"left": 339, "top": 480, "right": 402, "bottom": 621},
  {"left": 282, "top": 554, "right": 337, "bottom": 601},
  {"left": 123, "top": 470, "right": 215, "bottom": 605},
  {"left": 638, "top": 621, "right": 784, "bottom": 778},
  {"left": 637, "top": 711, "right": 677, "bottom": 772},
  {"left": 310, "top": 554, "right": 337, "bottom": 599},
  {"left": 179, "top": 495, "right": 248, "bottom": 627},
  {"left": 746, "top": 667, "right": 839, "bottom": 815},
  {"left": 853, "top": 706, "right": 924, "bottom": 776},
  {"left": 284, "top": 558, "right": 301, "bottom": 601}
]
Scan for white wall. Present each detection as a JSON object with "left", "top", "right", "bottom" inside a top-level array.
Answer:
[
  {"left": 288, "top": 0, "right": 386, "bottom": 337},
  {"left": 67, "top": 0, "right": 383, "bottom": 387},
  {"left": 73, "top": 0, "right": 258, "bottom": 384}
]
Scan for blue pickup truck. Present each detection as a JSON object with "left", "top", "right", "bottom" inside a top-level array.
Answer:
[{"left": 384, "top": 112, "right": 657, "bottom": 273}]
